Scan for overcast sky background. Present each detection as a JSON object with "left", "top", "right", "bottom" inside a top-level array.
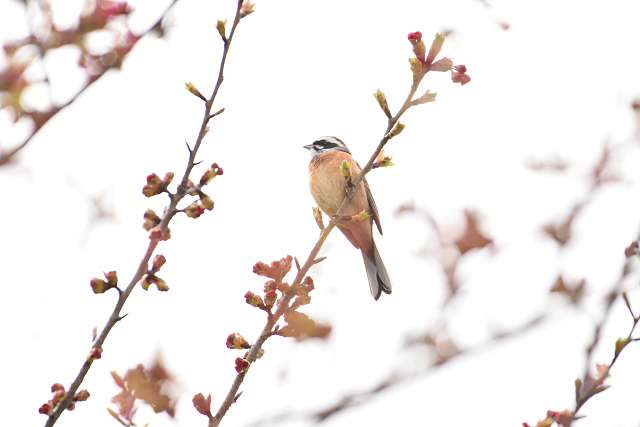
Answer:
[{"left": 2, "top": 0, "right": 640, "bottom": 426}]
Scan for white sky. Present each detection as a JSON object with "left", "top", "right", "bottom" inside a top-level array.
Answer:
[{"left": 2, "top": 0, "right": 640, "bottom": 426}]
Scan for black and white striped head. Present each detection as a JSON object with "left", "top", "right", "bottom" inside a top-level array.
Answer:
[{"left": 303, "top": 136, "right": 352, "bottom": 158}]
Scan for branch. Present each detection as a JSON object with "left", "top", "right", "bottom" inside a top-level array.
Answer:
[
  {"left": 208, "top": 222, "right": 336, "bottom": 427},
  {"left": 43, "top": 0, "right": 244, "bottom": 424},
  {"left": 0, "top": 0, "right": 179, "bottom": 168}
]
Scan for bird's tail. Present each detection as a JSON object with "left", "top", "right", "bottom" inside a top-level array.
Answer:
[{"left": 362, "top": 241, "right": 392, "bottom": 300}]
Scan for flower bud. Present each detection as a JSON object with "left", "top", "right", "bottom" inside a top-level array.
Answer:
[
  {"left": 226, "top": 332, "right": 251, "bottom": 349},
  {"left": 244, "top": 291, "right": 264, "bottom": 307},
  {"left": 265, "top": 290, "right": 277, "bottom": 306},
  {"left": 256, "top": 348, "right": 265, "bottom": 359},
  {"left": 412, "top": 40, "right": 427, "bottom": 63},
  {"left": 451, "top": 71, "right": 471, "bottom": 85},
  {"left": 341, "top": 160, "right": 351, "bottom": 180},
  {"left": 373, "top": 89, "right": 391, "bottom": 117},
  {"left": 240, "top": 0, "right": 255, "bottom": 18},
  {"left": 373, "top": 149, "right": 395, "bottom": 168},
  {"left": 456, "top": 64, "right": 467, "bottom": 74},
  {"left": 74, "top": 390, "right": 90, "bottom": 401},
  {"left": 39, "top": 403, "right": 52, "bottom": 415},
  {"left": 234, "top": 357, "right": 250, "bottom": 373},
  {"left": 615, "top": 337, "right": 630, "bottom": 356},
  {"left": 104, "top": 271, "right": 118, "bottom": 286},
  {"left": 216, "top": 19, "right": 227, "bottom": 40},
  {"left": 155, "top": 277, "right": 169, "bottom": 291},
  {"left": 51, "top": 383, "right": 65, "bottom": 393},
  {"left": 264, "top": 280, "right": 277, "bottom": 292},
  {"left": 407, "top": 31, "right": 422, "bottom": 44},
  {"left": 185, "top": 82, "right": 206, "bottom": 101},
  {"left": 90, "top": 278, "right": 109, "bottom": 294},
  {"left": 143, "top": 209, "right": 161, "bottom": 230},
  {"left": 200, "top": 194, "right": 215, "bottom": 210},
  {"left": 185, "top": 201, "right": 206, "bottom": 219},
  {"left": 389, "top": 122, "right": 405, "bottom": 138},
  {"left": 152, "top": 254, "right": 166, "bottom": 271},
  {"left": 426, "top": 32, "right": 445, "bottom": 66},
  {"left": 409, "top": 58, "right": 422, "bottom": 79},
  {"left": 313, "top": 207, "right": 324, "bottom": 230},
  {"left": 88, "top": 348, "right": 102, "bottom": 361}
]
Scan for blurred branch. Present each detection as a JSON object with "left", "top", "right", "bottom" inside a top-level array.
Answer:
[
  {"left": 244, "top": 304, "right": 574, "bottom": 427},
  {"left": 568, "top": 238, "right": 640, "bottom": 425},
  {"left": 0, "top": 0, "right": 179, "bottom": 168}
]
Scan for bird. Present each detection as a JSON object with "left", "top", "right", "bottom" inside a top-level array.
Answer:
[{"left": 304, "top": 136, "right": 392, "bottom": 300}]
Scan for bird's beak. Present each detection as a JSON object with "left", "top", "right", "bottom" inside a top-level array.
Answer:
[{"left": 303, "top": 144, "right": 314, "bottom": 150}]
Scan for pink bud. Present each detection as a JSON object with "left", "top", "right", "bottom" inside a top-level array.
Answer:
[
  {"left": 87, "top": 348, "right": 102, "bottom": 361},
  {"left": 39, "top": 403, "right": 52, "bottom": 415},
  {"left": 234, "top": 357, "right": 250, "bottom": 373},
  {"left": 152, "top": 254, "right": 166, "bottom": 271},
  {"left": 407, "top": 31, "right": 422, "bottom": 44},
  {"left": 51, "top": 383, "right": 65, "bottom": 393}
]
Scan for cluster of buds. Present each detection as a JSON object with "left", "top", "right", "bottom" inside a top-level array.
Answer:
[
  {"left": 226, "top": 332, "right": 251, "bottom": 350},
  {"left": 234, "top": 357, "right": 250, "bottom": 373},
  {"left": 407, "top": 32, "right": 457, "bottom": 79},
  {"left": 372, "top": 149, "right": 395, "bottom": 169},
  {"left": 200, "top": 163, "right": 224, "bottom": 184},
  {"left": 247, "top": 255, "right": 295, "bottom": 313},
  {"left": 451, "top": 64, "right": 471, "bottom": 86},
  {"left": 523, "top": 409, "right": 572, "bottom": 427},
  {"left": 148, "top": 225, "right": 171, "bottom": 241},
  {"left": 38, "top": 383, "right": 90, "bottom": 416},
  {"left": 90, "top": 270, "right": 118, "bottom": 294},
  {"left": 141, "top": 254, "right": 169, "bottom": 291},
  {"left": 143, "top": 172, "right": 174, "bottom": 198}
]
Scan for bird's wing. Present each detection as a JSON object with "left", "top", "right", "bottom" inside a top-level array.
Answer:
[{"left": 363, "top": 177, "right": 383, "bottom": 235}]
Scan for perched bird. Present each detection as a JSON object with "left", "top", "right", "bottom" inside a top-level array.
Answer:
[{"left": 304, "top": 136, "right": 392, "bottom": 300}]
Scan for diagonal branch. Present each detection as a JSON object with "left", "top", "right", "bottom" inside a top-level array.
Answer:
[{"left": 43, "top": 0, "right": 243, "bottom": 425}]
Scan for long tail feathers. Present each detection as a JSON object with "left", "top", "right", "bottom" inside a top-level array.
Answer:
[{"left": 362, "top": 241, "right": 392, "bottom": 300}]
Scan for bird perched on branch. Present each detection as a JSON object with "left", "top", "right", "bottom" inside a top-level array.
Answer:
[{"left": 304, "top": 136, "right": 392, "bottom": 300}]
